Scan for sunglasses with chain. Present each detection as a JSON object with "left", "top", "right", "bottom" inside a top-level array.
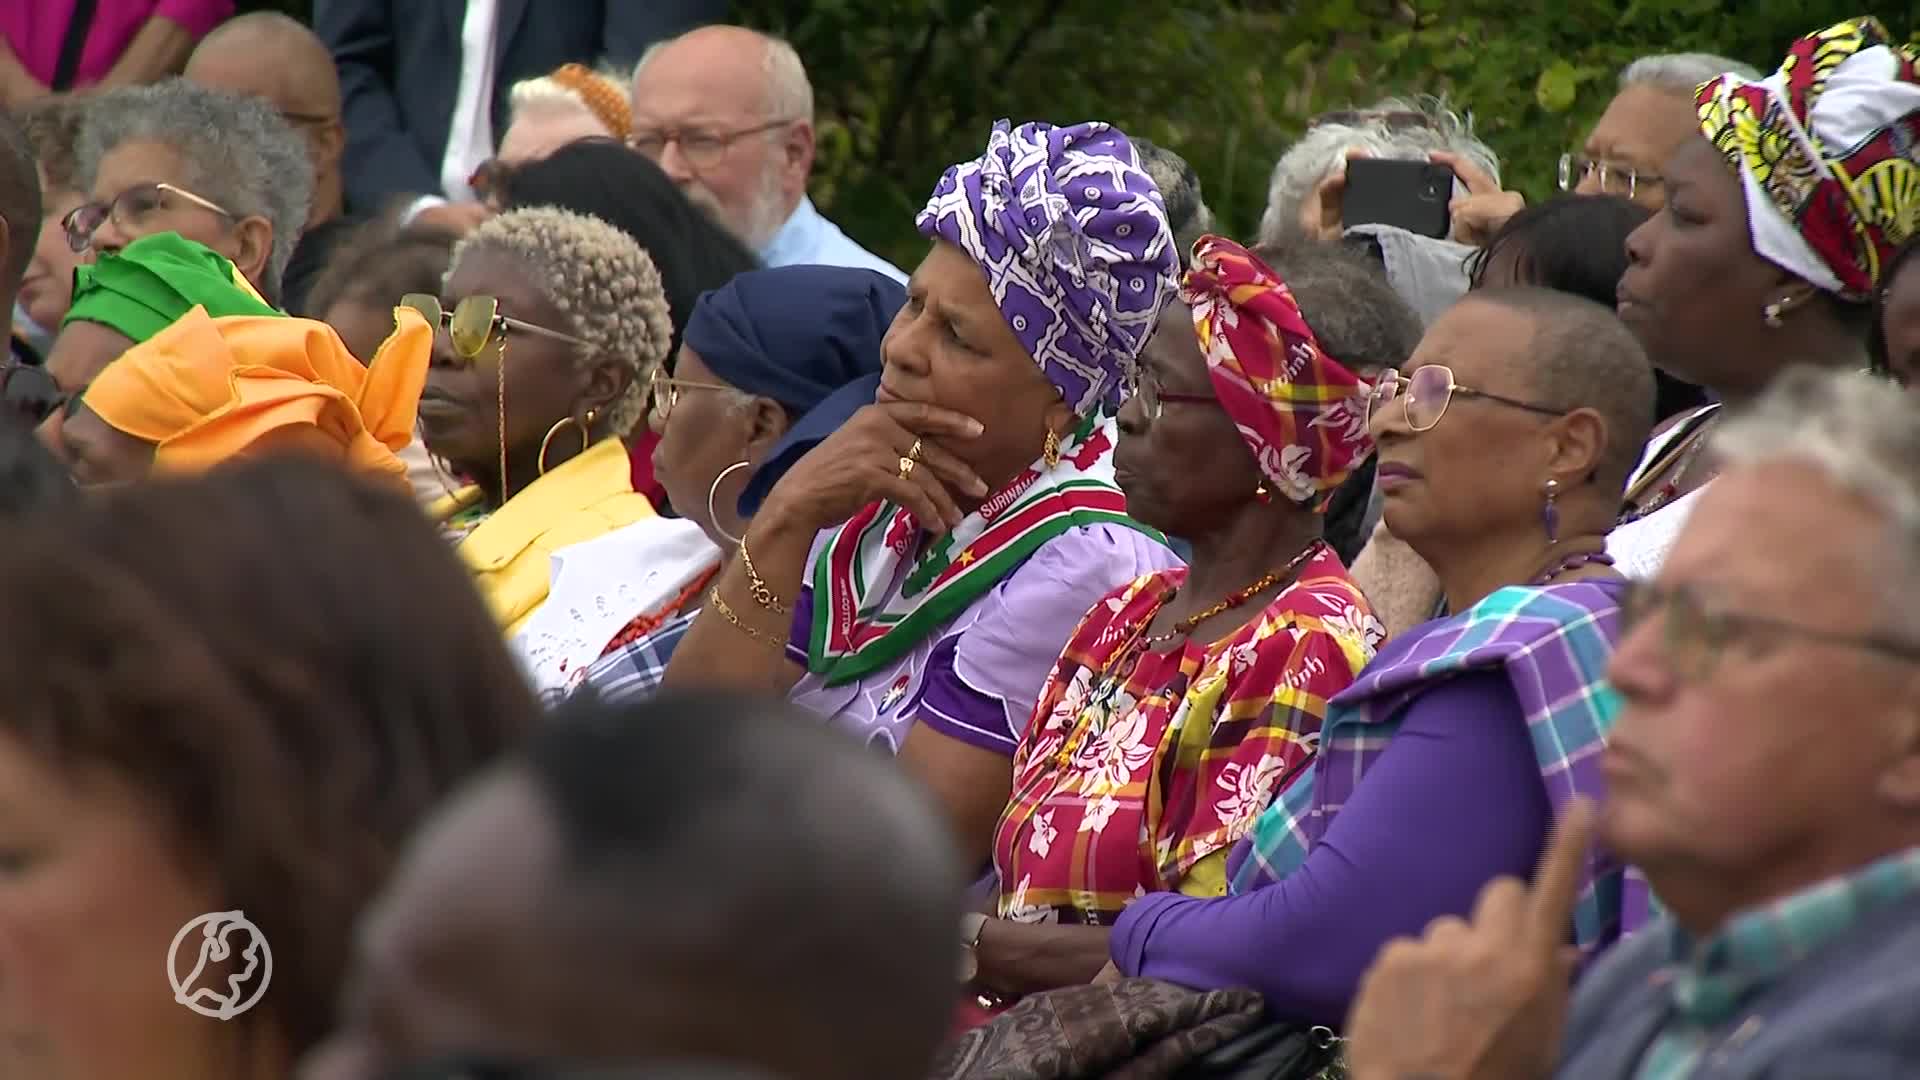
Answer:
[{"left": 400, "top": 294, "right": 595, "bottom": 361}]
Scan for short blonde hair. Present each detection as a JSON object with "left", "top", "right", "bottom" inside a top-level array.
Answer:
[{"left": 449, "top": 207, "right": 673, "bottom": 435}]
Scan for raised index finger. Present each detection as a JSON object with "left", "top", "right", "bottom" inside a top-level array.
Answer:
[
  {"left": 1528, "top": 797, "right": 1598, "bottom": 943},
  {"left": 1428, "top": 149, "right": 1499, "bottom": 196}
]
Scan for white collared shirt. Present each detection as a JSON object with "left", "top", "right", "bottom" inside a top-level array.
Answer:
[{"left": 439, "top": 0, "right": 502, "bottom": 201}]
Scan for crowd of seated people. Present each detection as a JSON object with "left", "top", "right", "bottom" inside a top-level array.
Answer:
[{"left": 0, "top": 10, "right": 1914, "bottom": 1080}]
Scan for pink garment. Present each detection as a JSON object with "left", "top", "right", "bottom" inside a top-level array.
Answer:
[{"left": 2, "top": 0, "right": 231, "bottom": 90}]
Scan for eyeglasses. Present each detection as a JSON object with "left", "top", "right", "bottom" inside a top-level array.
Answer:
[
  {"left": 1621, "top": 580, "right": 1920, "bottom": 683},
  {"left": 626, "top": 119, "right": 796, "bottom": 170},
  {"left": 1122, "top": 366, "right": 1215, "bottom": 422},
  {"left": 1367, "top": 363, "right": 1565, "bottom": 432},
  {"left": 648, "top": 367, "right": 735, "bottom": 423},
  {"left": 1558, "top": 153, "right": 1662, "bottom": 200},
  {"left": 399, "top": 294, "right": 594, "bottom": 362},
  {"left": 63, "top": 182, "right": 234, "bottom": 254}
]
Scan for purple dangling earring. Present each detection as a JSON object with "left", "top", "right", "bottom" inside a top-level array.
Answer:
[{"left": 1542, "top": 478, "right": 1561, "bottom": 545}]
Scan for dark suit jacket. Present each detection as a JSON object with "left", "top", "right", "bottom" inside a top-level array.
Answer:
[{"left": 317, "top": 0, "right": 725, "bottom": 212}]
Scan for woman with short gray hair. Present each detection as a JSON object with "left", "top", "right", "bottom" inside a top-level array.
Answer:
[{"left": 70, "top": 78, "right": 312, "bottom": 302}]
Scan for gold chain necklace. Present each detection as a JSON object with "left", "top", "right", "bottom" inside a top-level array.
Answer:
[
  {"left": 1144, "top": 541, "right": 1324, "bottom": 648},
  {"left": 496, "top": 337, "right": 509, "bottom": 502}
]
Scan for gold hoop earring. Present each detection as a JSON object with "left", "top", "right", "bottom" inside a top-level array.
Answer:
[
  {"left": 1042, "top": 427, "right": 1061, "bottom": 469},
  {"left": 706, "top": 461, "right": 752, "bottom": 545},
  {"left": 538, "top": 408, "right": 596, "bottom": 477}
]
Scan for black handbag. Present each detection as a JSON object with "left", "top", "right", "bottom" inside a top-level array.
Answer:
[{"left": 1172, "top": 1021, "right": 1345, "bottom": 1079}]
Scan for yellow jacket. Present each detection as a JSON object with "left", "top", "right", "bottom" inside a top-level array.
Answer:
[{"left": 431, "top": 438, "right": 654, "bottom": 636}]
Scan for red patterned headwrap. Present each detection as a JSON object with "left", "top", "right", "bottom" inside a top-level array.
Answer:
[{"left": 1182, "top": 236, "right": 1373, "bottom": 509}]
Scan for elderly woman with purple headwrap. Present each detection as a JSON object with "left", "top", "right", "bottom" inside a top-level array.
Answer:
[{"left": 663, "top": 120, "right": 1183, "bottom": 858}]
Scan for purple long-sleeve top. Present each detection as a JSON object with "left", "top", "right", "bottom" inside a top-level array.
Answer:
[{"left": 1109, "top": 669, "right": 1549, "bottom": 1025}]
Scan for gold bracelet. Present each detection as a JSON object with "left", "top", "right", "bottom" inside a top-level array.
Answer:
[
  {"left": 738, "top": 537, "right": 789, "bottom": 615},
  {"left": 709, "top": 587, "right": 787, "bottom": 651}
]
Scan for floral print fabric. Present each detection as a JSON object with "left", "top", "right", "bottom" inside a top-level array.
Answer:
[{"left": 993, "top": 543, "right": 1381, "bottom": 926}]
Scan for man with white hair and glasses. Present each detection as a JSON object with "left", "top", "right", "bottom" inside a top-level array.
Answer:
[
  {"left": 1343, "top": 367, "right": 1920, "bottom": 1078},
  {"left": 627, "top": 25, "right": 903, "bottom": 282},
  {"left": 1460, "top": 51, "right": 1763, "bottom": 244}
]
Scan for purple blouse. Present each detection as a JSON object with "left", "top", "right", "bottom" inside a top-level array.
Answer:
[
  {"left": 1109, "top": 669, "right": 1549, "bottom": 1024},
  {"left": 785, "top": 522, "right": 1181, "bottom": 755}
]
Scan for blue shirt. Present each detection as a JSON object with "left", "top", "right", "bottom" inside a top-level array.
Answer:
[
  {"left": 565, "top": 608, "right": 699, "bottom": 707},
  {"left": 1632, "top": 845, "right": 1920, "bottom": 1078},
  {"left": 760, "top": 197, "right": 907, "bottom": 283}
]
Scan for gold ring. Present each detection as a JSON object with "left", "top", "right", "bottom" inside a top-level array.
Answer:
[
  {"left": 897, "top": 456, "right": 918, "bottom": 480},
  {"left": 906, "top": 438, "right": 925, "bottom": 463}
]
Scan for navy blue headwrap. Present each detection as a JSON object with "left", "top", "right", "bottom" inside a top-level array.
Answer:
[{"left": 681, "top": 265, "right": 904, "bottom": 518}]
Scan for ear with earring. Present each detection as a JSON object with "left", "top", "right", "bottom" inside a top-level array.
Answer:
[
  {"left": 1542, "top": 477, "right": 1561, "bottom": 544},
  {"left": 537, "top": 409, "right": 596, "bottom": 477},
  {"left": 1763, "top": 293, "right": 1803, "bottom": 329},
  {"left": 1254, "top": 480, "right": 1272, "bottom": 504}
]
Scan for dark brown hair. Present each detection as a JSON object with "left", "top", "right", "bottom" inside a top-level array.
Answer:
[
  {"left": 303, "top": 215, "right": 461, "bottom": 320},
  {"left": 0, "top": 457, "right": 535, "bottom": 1057}
]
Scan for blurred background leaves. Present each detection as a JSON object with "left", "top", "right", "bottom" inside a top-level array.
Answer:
[{"left": 255, "top": 1, "right": 1914, "bottom": 268}]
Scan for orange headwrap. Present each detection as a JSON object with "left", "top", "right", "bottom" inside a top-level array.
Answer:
[
  {"left": 549, "top": 63, "right": 632, "bottom": 141},
  {"left": 81, "top": 306, "right": 431, "bottom": 487}
]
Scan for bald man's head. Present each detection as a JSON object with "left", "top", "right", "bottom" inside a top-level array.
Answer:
[
  {"left": 186, "top": 12, "right": 340, "bottom": 118},
  {"left": 186, "top": 13, "right": 345, "bottom": 224}
]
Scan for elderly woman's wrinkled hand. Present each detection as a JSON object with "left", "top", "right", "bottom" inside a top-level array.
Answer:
[
  {"left": 1342, "top": 799, "right": 1596, "bottom": 1080},
  {"left": 759, "top": 401, "right": 988, "bottom": 536}
]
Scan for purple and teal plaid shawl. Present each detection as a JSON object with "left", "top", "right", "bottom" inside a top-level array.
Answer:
[{"left": 1229, "top": 579, "right": 1637, "bottom": 958}]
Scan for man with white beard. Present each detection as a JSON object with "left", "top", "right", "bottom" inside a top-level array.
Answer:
[{"left": 627, "top": 26, "right": 904, "bottom": 283}]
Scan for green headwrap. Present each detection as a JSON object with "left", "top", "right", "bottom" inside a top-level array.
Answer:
[{"left": 62, "top": 232, "right": 281, "bottom": 344}]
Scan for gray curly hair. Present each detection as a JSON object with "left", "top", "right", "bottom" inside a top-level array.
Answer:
[
  {"left": 1257, "top": 95, "right": 1499, "bottom": 247},
  {"left": 75, "top": 78, "right": 312, "bottom": 299},
  {"left": 450, "top": 207, "right": 674, "bottom": 436}
]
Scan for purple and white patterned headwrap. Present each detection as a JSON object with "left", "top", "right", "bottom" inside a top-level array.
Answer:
[{"left": 915, "top": 120, "right": 1179, "bottom": 415}]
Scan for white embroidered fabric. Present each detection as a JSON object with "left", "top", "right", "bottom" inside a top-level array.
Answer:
[{"left": 512, "top": 518, "right": 722, "bottom": 695}]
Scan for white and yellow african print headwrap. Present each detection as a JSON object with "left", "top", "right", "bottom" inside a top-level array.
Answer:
[{"left": 1695, "top": 17, "right": 1920, "bottom": 300}]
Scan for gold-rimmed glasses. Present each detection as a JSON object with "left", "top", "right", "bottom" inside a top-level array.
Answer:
[
  {"left": 63, "top": 182, "right": 234, "bottom": 254},
  {"left": 1367, "top": 364, "right": 1565, "bottom": 432},
  {"left": 648, "top": 367, "right": 735, "bottom": 424}
]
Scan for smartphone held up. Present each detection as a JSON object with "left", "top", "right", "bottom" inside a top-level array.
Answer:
[{"left": 1341, "top": 158, "right": 1458, "bottom": 240}]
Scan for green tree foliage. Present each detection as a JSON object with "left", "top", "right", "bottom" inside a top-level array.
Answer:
[{"left": 249, "top": 0, "right": 1914, "bottom": 267}]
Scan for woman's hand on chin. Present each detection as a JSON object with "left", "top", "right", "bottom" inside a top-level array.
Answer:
[{"left": 757, "top": 401, "right": 989, "bottom": 535}]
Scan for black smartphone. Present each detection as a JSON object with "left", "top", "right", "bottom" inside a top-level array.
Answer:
[{"left": 1341, "top": 158, "right": 1456, "bottom": 240}]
